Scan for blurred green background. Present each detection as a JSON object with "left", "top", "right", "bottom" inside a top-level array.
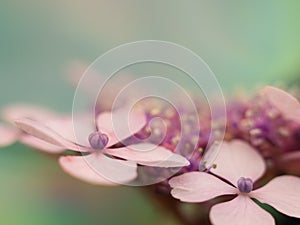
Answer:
[{"left": 1, "top": 1, "right": 300, "bottom": 224}]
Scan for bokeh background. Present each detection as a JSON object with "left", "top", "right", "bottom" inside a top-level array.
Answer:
[{"left": 1, "top": 1, "right": 300, "bottom": 224}]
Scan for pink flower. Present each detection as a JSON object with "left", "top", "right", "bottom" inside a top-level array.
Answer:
[
  {"left": 261, "top": 86, "right": 300, "bottom": 124},
  {"left": 0, "top": 104, "right": 65, "bottom": 151},
  {"left": 169, "top": 140, "right": 300, "bottom": 225},
  {"left": 15, "top": 107, "right": 189, "bottom": 185}
]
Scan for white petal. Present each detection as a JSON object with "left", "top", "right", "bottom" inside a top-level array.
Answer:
[
  {"left": 59, "top": 153, "right": 137, "bottom": 185},
  {"left": 169, "top": 172, "right": 236, "bottom": 202},
  {"left": 251, "top": 175, "right": 300, "bottom": 218},
  {"left": 212, "top": 140, "right": 266, "bottom": 186},
  {"left": 106, "top": 144, "right": 189, "bottom": 167},
  {"left": 210, "top": 195, "right": 275, "bottom": 225}
]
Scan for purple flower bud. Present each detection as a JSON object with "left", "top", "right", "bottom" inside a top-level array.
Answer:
[
  {"left": 88, "top": 132, "right": 109, "bottom": 150},
  {"left": 237, "top": 177, "right": 253, "bottom": 193}
]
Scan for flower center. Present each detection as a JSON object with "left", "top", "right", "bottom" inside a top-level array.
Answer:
[
  {"left": 237, "top": 177, "right": 253, "bottom": 193},
  {"left": 88, "top": 132, "right": 109, "bottom": 150}
]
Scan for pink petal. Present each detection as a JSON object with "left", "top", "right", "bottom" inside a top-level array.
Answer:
[
  {"left": 20, "top": 135, "right": 65, "bottom": 154},
  {"left": 15, "top": 118, "right": 90, "bottom": 152},
  {"left": 59, "top": 153, "right": 137, "bottom": 185},
  {"left": 251, "top": 175, "right": 300, "bottom": 218},
  {"left": 276, "top": 151, "right": 300, "bottom": 176},
  {"left": 2, "top": 104, "right": 57, "bottom": 123},
  {"left": 97, "top": 107, "right": 147, "bottom": 147},
  {"left": 45, "top": 114, "right": 95, "bottom": 147},
  {"left": 212, "top": 140, "right": 266, "bottom": 186},
  {"left": 3, "top": 104, "right": 96, "bottom": 147},
  {"left": 105, "top": 143, "right": 190, "bottom": 167},
  {"left": 261, "top": 86, "right": 300, "bottom": 123},
  {"left": 210, "top": 195, "right": 275, "bottom": 225},
  {"left": 169, "top": 172, "right": 237, "bottom": 202},
  {"left": 0, "top": 124, "right": 19, "bottom": 147}
]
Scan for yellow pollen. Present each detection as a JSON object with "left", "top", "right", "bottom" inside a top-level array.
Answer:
[
  {"left": 145, "top": 126, "right": 151, "bottom": 134},
  {"left": 171, "top": 135, "right": 180, "bottom": 144},
  {"left": 250, "top": 128, "right": 262, "bottom": 136},
  {"left": 213, "top": 140, "right": 220, "bottom": 145},
  {"left": 150, "top": 108, "right": 160, "bottom": 116},
  {"left": 164, "top": 108, "right": 175, "bottom": 118}
]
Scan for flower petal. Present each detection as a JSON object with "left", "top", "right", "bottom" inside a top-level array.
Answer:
[
  {"left": 97, "top": 107, "right": 147, "bottom": 147},
  {"left": 169, "top": 172, "right": 237, "bottom": 202},
  {"left": 4, "top": 103, "right": 96, "bottom": 147},
  {"left": 0, "top": 124, "right": 18, "bottom": 147},
  {"left": 210, "top": 195, "right": 275, "bottom": 225},
  {"left": 20, "top": 135, "right": 65, "bottom": 154},
  {"left": 2, "top": 104, "right": 93, "bottom": 148},
  {"left": 212, "top": 140, "right": 266, "bottom": 186},
  {"left": 106, "top": 143, "right": 190, "bottom": 167},
  {"left": 261, "top": 86, "right": 300, "bottom": 123},
  {"left": 59, "top": 153, "right": 137, "bottom": 185},
  {"left": 251, "top": 175, "right": 300, "bottom": 218},
  {"left": 2, "top": 104, "right": 57, "bottom": 123},
  {"left": 46, "top": 114, "right": 95, "bottom": 147},
  {"left": 15, "top": 118, "right": 90, "bottom": 152}
]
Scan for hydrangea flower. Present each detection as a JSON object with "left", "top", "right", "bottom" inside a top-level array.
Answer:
[
  {"left": 169, "top": 140, "right": 300, "bottom": 225},
  {"left": 15, "top": 107, "right": 189, "bottom": 185}
]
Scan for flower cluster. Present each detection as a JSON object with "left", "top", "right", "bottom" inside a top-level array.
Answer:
[{"left": 1, "top": 81, "right": 300, "bottom": 225}]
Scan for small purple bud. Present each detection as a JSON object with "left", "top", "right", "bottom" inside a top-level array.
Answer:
[
  {"left": 237, "top": 177, "right": 253, "bottom": 193},
  {"left": 88, "top": 132, "right": 109, "bottom": 150}
]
